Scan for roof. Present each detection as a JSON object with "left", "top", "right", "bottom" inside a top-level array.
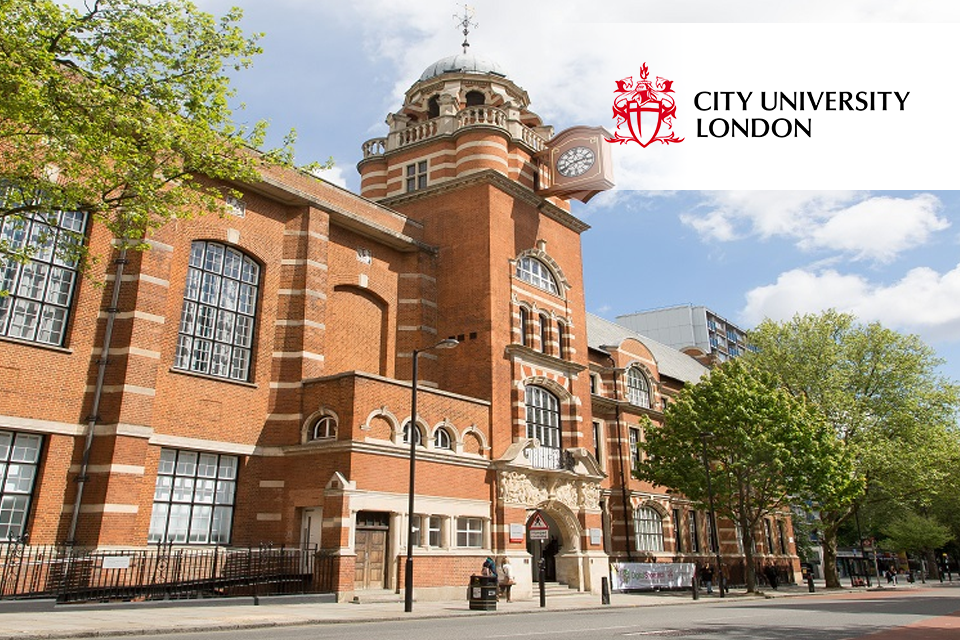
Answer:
[
  {"left": 586, "top": 313, "right": 708, "bottom": 384},
  {"left": 418, "top": 53, "right": 508, "bottom": 82}
]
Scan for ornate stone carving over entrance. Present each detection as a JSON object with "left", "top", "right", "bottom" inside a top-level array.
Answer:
[
  {"left": 499, "top": 470, "right": 602, "bottom": 512},
  {"left": 500, "top": 471, "right": 548, "bottom": 505}
]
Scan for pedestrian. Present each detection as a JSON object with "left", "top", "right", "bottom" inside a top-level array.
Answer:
[
  {"left": 482, "top": 556, "right": 497, "bottom": 578},
  {"left": 764, "top": 565, "right": 779, "bottom": 590},
  {"left": 700, "top": 564, "right": 715, "bottom": 594},
  {"left": 499, "top": 557, "right": 515, "bottom": 602}
]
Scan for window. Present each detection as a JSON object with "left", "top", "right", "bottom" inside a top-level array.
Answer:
[
  {"left": 525, "top": 386, "right": 560, "bottom": 450},
  {"left": 465, "top": 90, "right": 485, "bottom": 106},
  {"left": 456, "top": 517, "right": 483, "bottom": 547},
  {"left": 592, "top": 421, "right": 602, "bottom": 464},
  {"left": 765, "top": 519, "right": 775, "bottom": 553},
  {"left": 402, "top": 422, "right": 423, "bottom": 446},
  {"left": 405, "top": 160, "right": 428, "bottom": 192},
  {"left": 539, "top": 313, "right": 549, "bottom": 353},
  {"left": 707, "top": 513, "right": 718, "bottom": 552},
  {"left": 410, "top": 514, "right": 422, "bottom": 546},
  {"left": 628, "top": 427, "right": 641, "bottom": 468},
  {"left": 626, "top": 367, "right": 650, "bottom": 408},
  {"left": 175, "top": 241, "right": 259, "bottom": 382},
  {"left": 556, "top": 321, "right": 566, "bottom": 359},
  {"left": 428, "top": 516, "right": 443, "bottom": 547},
  {"left": 148, "top": 448, "right": 238, "bottom": 544},
  {"left": 672, "top": 509, "right": 683, "bottom": 553},
  {"left": 634, "top": 506, "right": 664, "bottom": 552},
  {"left": 0, "top": 430, "right": 42, "bottom": 539},
  {"left": 590, "top": 373, "right": 599, "bottom": 395},
  {"left": 518, "top": 307, "right": 529, "bottom": 346},
  {"left": 515, "top": 256, "right": 558, "bottom": 294},
  {"left": 308, "top": 415, "right": 336, "bottom": 441},
  {"left": 690, "top": 511, "right": 701, "bottom": 552},
  {"left": 778, "top": 520, "right": 789, "bottom": 554},
  {"left": 427, "top": 95, "right": 440, "bottom": 119},
  {"left": 0, "top": 207, "right": 86, "bottom": 346},
  {"left": 434, "top": 428, "right": 452, "bottom": 450}
]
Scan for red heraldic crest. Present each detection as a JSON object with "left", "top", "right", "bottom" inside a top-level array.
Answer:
[{"left": 607, "top": 63, "right": 684, "bottom": 147}]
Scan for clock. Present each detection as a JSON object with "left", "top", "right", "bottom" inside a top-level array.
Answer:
[{"left": 555, "top": 146, "right": 596, "bottom": 178}]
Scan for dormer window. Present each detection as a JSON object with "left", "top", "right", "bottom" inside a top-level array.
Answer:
[{"left": 515, "top": 256, "right": 558, "bottom": 294}]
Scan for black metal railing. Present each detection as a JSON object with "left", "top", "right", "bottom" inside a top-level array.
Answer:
[{"left": 0, "top": 541, "right": 336, "bottom": 603}]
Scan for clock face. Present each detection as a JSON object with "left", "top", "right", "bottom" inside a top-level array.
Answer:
[{"left": 556, "top": 146, "right": 596, "bottom": 178}]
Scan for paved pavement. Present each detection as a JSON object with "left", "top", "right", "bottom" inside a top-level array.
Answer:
[{"left": 0, "top": 579, "right": 945, "bottom": 639}]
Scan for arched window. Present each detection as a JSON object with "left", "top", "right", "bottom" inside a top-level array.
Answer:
[
  {"left": 427, "top": 95, "right": 440, "bottom": 119},
  {"left": 0, "top": 207, "right": 87, "bottom": 346},
  {"left": 556, "top": 321, "right": 566, "bottom": 359},
  {"left": 518, "top": 306, "right": 529, "bottom": 346},
  {"left": 434, "top": 428, "right": 452, "bottom": 450},
  {"left": 515, "top": 256, "right": 558, "bottom": 294},
  {"left": 402, "top": 421, "right": 423, "bottom": 446},
  {"left": 525, "top": 386, "right": 560, "bottom": 450},
  {"left": 634, "top": 506, "right": 664, "bottom": 552},
  {"left": 626, "top": 367, "right": 651, "bottom": 408},
  {"left": 465, "top": 90, "right": 485, "bottom": 106},
  {"left": 539, "top": 313, "right": 550, "bottom": 354},
  {"left": 308, "top": 415, "right": 337, "bottom": 441},
  {"left": 175, "top": 241, "right": 259, "bottom": 381}
]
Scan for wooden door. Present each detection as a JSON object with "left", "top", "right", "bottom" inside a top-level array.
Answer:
[{"left": 355, "top": 529, "right": 387, "bottom": 589}]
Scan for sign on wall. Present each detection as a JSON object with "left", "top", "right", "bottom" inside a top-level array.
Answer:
[
  {"left": 610, "top": 562, "right": 695, "bottom": 590},
  {"left": 510, "top": 523, "right": 525, "bottom": 543}
]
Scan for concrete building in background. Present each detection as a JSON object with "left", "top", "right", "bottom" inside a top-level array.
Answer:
[{"left": 616, "top": 305, "right": 752, "bottom": 364}]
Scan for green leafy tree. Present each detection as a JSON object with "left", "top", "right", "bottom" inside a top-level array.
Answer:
[
  {"left": 749, "top": 311, "right": 960, "bottom": 588},
  {"left": 636, "top": 358, "right": 853, "bottom": 592},
  {"left": 881, "top": 511, "right": 953, "bottom": 577},
  {"left": 0, "top": 0, "right": 325, "bottom": 266}
]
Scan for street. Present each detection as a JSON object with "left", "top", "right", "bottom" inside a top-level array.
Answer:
[{"left": 101, "top": 588, "right": 960, "bottom": 640}]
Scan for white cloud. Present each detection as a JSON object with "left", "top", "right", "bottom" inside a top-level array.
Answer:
[
  {"left": 310, "top": 165, "right": 349, "bottom": 189},
  {"left": 742, "top": 264, "right": 960, "bottom": 342},
  {"left": 681, "top": 191, "right": 948, "bottom": 263}
]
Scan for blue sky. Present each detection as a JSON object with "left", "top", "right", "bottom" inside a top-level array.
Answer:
[{"left": 192, "top": 0, "right": 960, "bottom": 380}]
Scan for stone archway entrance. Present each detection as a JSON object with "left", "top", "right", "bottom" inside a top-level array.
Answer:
[
  {"left": 526, "top": 510, "right": 563, "bottom": 581},
  {"left": 526, "top": 502, "right": 582, "bottom": 586}
]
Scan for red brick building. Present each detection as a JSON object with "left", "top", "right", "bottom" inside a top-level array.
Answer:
[{"left": 0, "top": 49, "right": 798, "bottom": 601}]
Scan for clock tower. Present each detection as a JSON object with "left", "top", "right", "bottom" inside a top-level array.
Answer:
[{"left": 357, "top": 42, "right": 613, "bottom": 592}]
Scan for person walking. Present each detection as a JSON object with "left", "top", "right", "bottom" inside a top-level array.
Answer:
[
  {"left": 499, "top": 557, "right": 515, "bottom": 602},
  {"left": 700, "top": 564, "right": 715, "bottom": 595}
]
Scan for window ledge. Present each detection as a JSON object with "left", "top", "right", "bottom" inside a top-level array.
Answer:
[
  {"left": 0, "top": 335, "right": 73, "bottom": 354},
  {"left": 169, "top": 367, "right": 258, "bottom": 389}
]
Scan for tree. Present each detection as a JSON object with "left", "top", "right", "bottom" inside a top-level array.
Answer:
[
  {"left": 635, "top": 358, "right": 853, "bottom": 592},
  {"left": 881, "top": 511, "right": 952, "bottom": 558},
  {"left": 749, "top": 310, "right": 960, "bottom": 588},
  {"left": 0, "top": 0, "right": 322, "bottom": 267}
]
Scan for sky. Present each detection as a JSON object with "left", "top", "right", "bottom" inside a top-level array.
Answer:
[{"left": 191, "top": 0, "right": 960, "bottom": 380}]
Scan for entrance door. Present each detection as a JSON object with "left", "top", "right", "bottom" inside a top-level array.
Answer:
[{"left": 355, "top": 511, "right": 389, "bottom": 590}]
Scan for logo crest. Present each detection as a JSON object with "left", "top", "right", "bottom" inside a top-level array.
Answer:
[{"left": 606, "top": 63, "right": 683, "bottom": 147}]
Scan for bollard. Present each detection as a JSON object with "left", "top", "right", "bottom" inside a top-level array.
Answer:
[
  {"left": 692, "top": 574, "right": 699, "bottom": 600},
  {"left": 807, "top": 573, "right": 815, "bottom": 593},
  {"left": 601, "top": 576, "right": 611, "bottom": 605}
]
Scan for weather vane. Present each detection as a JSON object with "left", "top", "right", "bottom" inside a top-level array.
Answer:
[{"left": 454, "top": 4, "right": 478, "bottom": 53}]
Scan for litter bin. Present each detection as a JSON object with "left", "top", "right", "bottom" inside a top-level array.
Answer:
[{"left": 468, "top": 574, "right": 498, "bottom": 611}]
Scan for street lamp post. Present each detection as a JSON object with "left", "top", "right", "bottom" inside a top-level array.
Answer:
[
  {"left": 700, "top": 431, "right": 725, "bottom": 597},
  {"left": 405, "top": 338, "right": 459, "bottom": 613}
]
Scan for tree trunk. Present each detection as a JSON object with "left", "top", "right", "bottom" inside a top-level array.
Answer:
[
  {"left": 742, "top": 522, "right": 757, "bottom": 592},
  {"left": 925, "top": 548, "right": 942, "bottom": 581},
  {"left": 821, "top": 523, "right": 842, "bottom": 588}
]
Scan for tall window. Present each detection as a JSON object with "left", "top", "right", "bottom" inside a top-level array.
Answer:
[
  {"left": 428, "top": 516, "right": 443, "bottom": 547},
  {"left": 456, "top": 517, "right": 483, "bottom": 547},
  {"left": 672, "top": 509, "right": 683, "bottom": 553},
  {"left": 175, "top": 241, "right": 259, "bottom": 382},
  {"left": 634, "top": 506, "right": 664, "bottom": 552},
  {"left": 765, "top": 519, "right": 775, "bottom": 553},
  {"left": 148, "top": 448, "right": 238, "bottom": 544},
  {"left": 525, "top": 386, "right": 560, "bottom": 449},
  {"left": 556, "top": 321, "right": 566, "bottom": 359},
  {"left": 405, "top": 160, "right": 428, "bottom": 192},
  {"left": 628, "top": 426, "right": 641, "bottom": 467},
  {"left": 592, "top": 421, "right": 602, "bottom": 464},
  {"left": 626, "top": 367, "right": 650, "bottom": 408},
  {"left": 0, "top": 208, "right": 86, "bottom": 346},
  {"left": 778, "top": 520, "right": 789, "bottom": 554},
  {"left": 539, "top": 313, "right": 550, "bottom": 353},
  {"left": 708, "top": 513, "right": 718, "bottom": 552},
  {"left": 518, "top": 307, "right": 529, "bottom": 346},
  {"left": 0, "top": 430, "right": 42, "bottom": 539},
  {"left": 690, "top": 511, "right": 701, "bottom": 552},
  {"left": 515, "top": 256, "right": 558, "bottom": 294}
]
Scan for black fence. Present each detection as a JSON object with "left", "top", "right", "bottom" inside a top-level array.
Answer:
[{"left": 0, "top": 541, "right": 337, "bottom": 603}]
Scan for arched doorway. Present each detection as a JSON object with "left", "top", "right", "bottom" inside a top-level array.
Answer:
[{"left": 526, "top": 510, "right": 563, "bottom": 581}]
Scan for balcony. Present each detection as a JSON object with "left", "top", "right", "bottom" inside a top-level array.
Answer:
[{"left": 525, "top": 445, "right": 574, "bottom": 471}]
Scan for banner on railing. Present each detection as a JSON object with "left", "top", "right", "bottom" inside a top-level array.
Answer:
[{"left": 609, "top": 562, "right": 695, "bottom": 590}]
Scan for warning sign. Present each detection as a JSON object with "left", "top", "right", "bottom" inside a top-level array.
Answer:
[{"left": 529, "top": 511, "right": 549, "bottom": 541}]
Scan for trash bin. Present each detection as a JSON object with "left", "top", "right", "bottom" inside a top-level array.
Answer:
[{"left": 468, "top": 574, "right": 498, "bottom": 611}]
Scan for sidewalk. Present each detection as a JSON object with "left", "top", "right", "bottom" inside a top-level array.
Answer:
[{"left": 0, "top": 579, "right": 936, "bottom": 640}]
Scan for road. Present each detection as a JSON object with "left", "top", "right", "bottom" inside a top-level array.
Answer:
[{"left": 105, "top": 588, "right": 960, "bottom": 640}]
